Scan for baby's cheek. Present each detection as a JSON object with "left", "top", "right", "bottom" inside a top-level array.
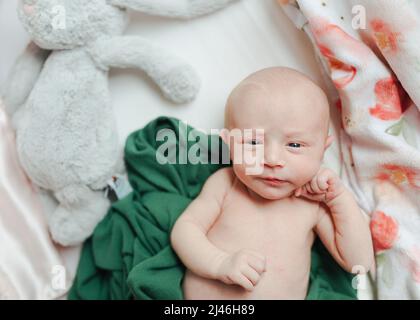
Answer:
[
  {"left": 232, "top": 163, "right": 247, "bottom": 180},
  {"left": 232, "top": 164, "right": 255, "bottom": 190},
  {"left": 292, "top": 158, "right": 320, "bottom": 186},
  {"left": 231, "top": 145, "right": 264, "bottom": 175}
]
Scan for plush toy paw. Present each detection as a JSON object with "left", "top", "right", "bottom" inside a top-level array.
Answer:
[
  {"left": 159, "top": 65, "right": 201, "bottom": 104},
  {"left": 49, "top": 187, "right": 110, "bottom": 246}
]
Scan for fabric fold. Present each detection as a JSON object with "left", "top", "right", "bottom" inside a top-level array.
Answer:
[{"left": 0, "top": 100, "right": 70, "bottom": 300}]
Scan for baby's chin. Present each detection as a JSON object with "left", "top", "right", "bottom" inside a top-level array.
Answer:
[{"left": 247, "top": 181, "right": 296, "bottom": 200}]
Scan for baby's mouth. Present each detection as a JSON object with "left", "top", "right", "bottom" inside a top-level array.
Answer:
[{"left": 259, "top": 177, "right": 288, "bottom": 187}]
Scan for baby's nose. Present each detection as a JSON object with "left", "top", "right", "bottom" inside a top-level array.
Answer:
[
  {"left": 264, "top": 145, "right": 285, "bottom": 168},
  {"left": 264, "top": 158, "right": 285, "bottom": 168}
]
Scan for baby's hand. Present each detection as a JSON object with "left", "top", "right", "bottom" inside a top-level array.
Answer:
[
  {"left": 294, "top": 168, "right": 345, "bottom": 204},
  {"left": 216, "top": 249, "right": 266, "bottom": 291}
]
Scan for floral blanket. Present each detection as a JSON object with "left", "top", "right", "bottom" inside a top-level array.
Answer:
[{"left": 280, "top": 0, "right": 420, "bottom": 299}]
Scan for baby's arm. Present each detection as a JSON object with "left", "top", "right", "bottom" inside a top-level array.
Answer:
[
  {"left": 296, "top": 168, "right": 374, "bottom": 274},
  {"left": 315, "top": 193, "right": 374, "bottom": 274},
  {"left": 171, "top": 168, "right": 266, "bottom": 291}
]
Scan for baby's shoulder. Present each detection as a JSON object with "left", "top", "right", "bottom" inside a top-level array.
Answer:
[
  {"left": 200, "top": 167, "right": 235, "bottom": 198},
  {"left": 206, "top": 167, "right": 235, "bottom": 186}
]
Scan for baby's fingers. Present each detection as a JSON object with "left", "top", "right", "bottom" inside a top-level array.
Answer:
[
  {"left": 317, "top": 174, "right": 329, "bottom": 191},
  {"left": 242, "top": 265, "right": 262, "bottom": 286},
  {"left": 247, "top": 254, "right": 266, "bottom": 274},
  {"left": 310, "top": 177, "right": 322, "bottom": 194},
  {"left": 304, "top": 183, "right": 315, "bottom": 195},
  {"left": 231, "top": 273, "right": 254, "bottom": 291},
  {"left": 301, "top": 184, "right": 326, "bottom": 202}
]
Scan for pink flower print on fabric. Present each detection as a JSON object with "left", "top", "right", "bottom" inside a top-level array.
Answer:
[
  {"left": 370, "top": 211, "right": 399, "bottom": 253},
  {"left": 369, "top": 77, "right": 410, "bottom": 121},
  {"left": 376, "top": 164, "right": 420, "bottom": 189},
  {"left": 370, "top": 19, "right": 401, "bottom": 54}
]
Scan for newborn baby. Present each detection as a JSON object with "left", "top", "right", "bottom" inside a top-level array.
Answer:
[{"left": 171, "top": 67, "right": 374, "bottom": 299}]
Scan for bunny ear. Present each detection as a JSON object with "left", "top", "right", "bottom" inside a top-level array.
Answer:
[{"left": 108, "top": 0, "right": 238, "bottom": 19}]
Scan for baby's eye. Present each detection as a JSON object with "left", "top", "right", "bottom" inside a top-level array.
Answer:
[
  {"left": 247, "top": 139, "right": 263, "bottom": 145},
  {"left": 288, "top": 142, "right": 302, "bottom": 148}
]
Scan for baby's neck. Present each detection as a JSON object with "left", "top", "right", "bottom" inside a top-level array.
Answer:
[{"left": 241, "top": 180, "right": 295, "bottom": 204}]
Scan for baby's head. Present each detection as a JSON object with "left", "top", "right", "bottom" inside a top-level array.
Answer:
[{"left": 222, "top": 67, "right": 333, "bottom": 200}]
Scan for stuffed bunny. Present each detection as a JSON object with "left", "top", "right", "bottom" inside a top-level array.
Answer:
[{"left": 1, "top": 0, "right": 238, "bottom": 246}]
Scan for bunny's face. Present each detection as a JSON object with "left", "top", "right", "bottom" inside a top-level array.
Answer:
[{"left": 18, "top": 0, "right": 128, "bottom": 49}]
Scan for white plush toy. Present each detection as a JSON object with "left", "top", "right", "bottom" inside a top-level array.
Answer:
[{"left": 1, "top": 0, "right": 238, "bottom": 246}]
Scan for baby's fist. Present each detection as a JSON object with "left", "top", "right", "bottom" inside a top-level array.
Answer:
[
  {"left": 295, "top": 168, "right": 344, "bottom": 204},
  {"left": 217, "top": 249, "right": 266, "bottom": 291}
]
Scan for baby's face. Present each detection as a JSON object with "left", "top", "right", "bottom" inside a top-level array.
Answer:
[{"left": 224, "top": 71, "right": 331, "bottom": 200}]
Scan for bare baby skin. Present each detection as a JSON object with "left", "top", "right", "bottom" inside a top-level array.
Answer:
[{"left": 171, "top": 67, "right": 374, "bottom": 299}]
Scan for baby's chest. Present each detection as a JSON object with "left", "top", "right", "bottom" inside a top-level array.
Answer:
[{"left": 207, "top": 197, "right": 316, "bottom": 255}]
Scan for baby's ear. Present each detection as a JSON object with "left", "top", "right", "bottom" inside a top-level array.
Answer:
[{"left": 324, "top": 135, "right": 334, "bottom": 150}]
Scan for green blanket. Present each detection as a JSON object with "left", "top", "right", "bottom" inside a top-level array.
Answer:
[{"left": 68, "top": 117, "right": 357, "bottom": 300}]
